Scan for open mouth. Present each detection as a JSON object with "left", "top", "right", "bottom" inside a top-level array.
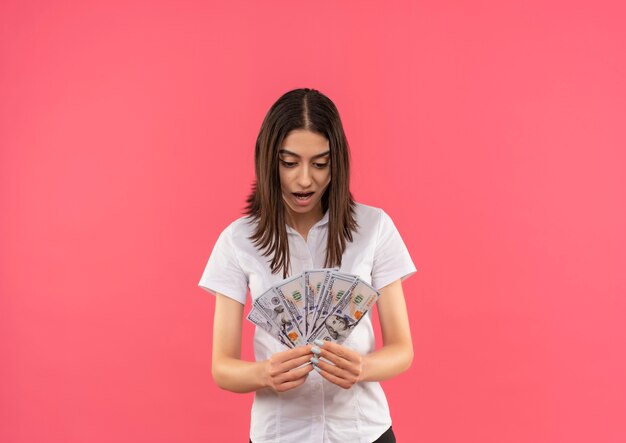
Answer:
[{"left": 293, "top": 192, "right": 314, "bottom": 200}]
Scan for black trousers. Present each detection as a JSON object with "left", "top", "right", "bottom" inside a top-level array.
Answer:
[{"left": 249, "top": 425, "right": 396, "bottom": 442}]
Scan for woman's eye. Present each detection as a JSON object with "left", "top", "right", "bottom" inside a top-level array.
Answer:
[
  {"left": 314, "top": 163, "right": 329, "bottom": 169},
  {"left": 280, "top": 160, "right": 297, "bottom": 168}
]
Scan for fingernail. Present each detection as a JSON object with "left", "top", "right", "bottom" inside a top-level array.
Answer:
[
  {"left": 313, "top": 339, "right": 325, "bottom": 346},
  {"left": 313, "top": 365, "right": 322, "bottom": 373},
  {"left": 311, "top": 346, "right": 321, "bottom": 354},
  {"left": 310, "top": 357, "right": 319, "bottom": 364}
]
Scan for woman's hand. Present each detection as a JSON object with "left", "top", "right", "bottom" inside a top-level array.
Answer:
[
  {"left": 309, "top": 340, "right": 363, "bottom": 389},
  {"left": 312, "top": 279, "right": 413, "bottom": 386},
  {"left": 262, "top": 345, "right": 315, "bottom": 393}
]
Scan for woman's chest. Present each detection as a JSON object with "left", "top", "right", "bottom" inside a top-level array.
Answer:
[{"left": 237, "top": 227, "right": 377, "bottom": 301}]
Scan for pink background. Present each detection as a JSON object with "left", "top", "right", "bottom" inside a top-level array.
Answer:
[{"left": 2, "top": 1, "right": 625, "bottom": 442}]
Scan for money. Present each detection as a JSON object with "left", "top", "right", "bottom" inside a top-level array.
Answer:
[
  {"left": 246, "top": 304, "right": 295, "bottom": 348},
  {"left": 253, "top": 287, "right": 306, "bottom": 346},
  {"left": 303, "top": 269, "right": 332, "bottom": 336},
  {"left": 309, "top": 279, "right": 380, "bottom": 344},
  {"left": 273, "top": 274, "right": 306, "bottom": 336},
  {"left": 309, "top": 271, "right": 358, "bottom": 336},
  {"left": 247, "top": 269, "right": 379, "bottom": 347}
]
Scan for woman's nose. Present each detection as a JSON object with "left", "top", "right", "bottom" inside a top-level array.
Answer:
[{"left": 297, "top": 166, "right": 313, "bottom": 187}]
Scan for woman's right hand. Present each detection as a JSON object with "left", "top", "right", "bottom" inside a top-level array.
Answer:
[{"left": 262, "top": 345, "right": 315, "bottom": 392}]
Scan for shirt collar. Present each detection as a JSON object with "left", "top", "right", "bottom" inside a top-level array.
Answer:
[
  {"left": 316, "top": 210, "right": 329, "bottom": 227},
  {"left": 286, "top": 210, "right": 329, "bottom": 235}
]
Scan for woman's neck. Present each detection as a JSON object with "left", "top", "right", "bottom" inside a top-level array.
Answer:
[{"left": 284, "top": 206, "right": 324, "bottom": 241}]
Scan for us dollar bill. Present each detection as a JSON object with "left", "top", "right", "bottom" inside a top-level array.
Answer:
[
  {"left": 254, "top": 287, "right": 305, "bottom": 346},
  {"left": 303, "top": 269, "right": 333, "bottom": 337},
  {"left": 273, "top": 274, "right": 306, "bottom": 336},
  {"left": 309, "top": 278, "right": 380, "bottom": 344},
  {"left": 246, "top": 304, "right": 294, "bottom": 348},
  {"left": 309, "top": 271, "right": 359, "bottom": 338}
]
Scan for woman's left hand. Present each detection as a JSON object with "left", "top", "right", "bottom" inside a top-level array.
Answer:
[{"left": 310, "top": 340, "right": 363, "bottom": 389}]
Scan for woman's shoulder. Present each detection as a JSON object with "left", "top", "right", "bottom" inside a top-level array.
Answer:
[
  {"left": 219, "top": 214, "right": 256, "bottom": 239},
  {"left": 351, "top": 202, "right": 390, "bottom": 240},
  {"left": 353, "top": 201, "right": 386, "bottom": 224},
  {"left": 352, "top": 201, "right": 406, "bottom": 243}
]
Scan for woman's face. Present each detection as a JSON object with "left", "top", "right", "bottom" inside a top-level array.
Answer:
[{"left": 278, "top": 129, "right": 331, "bottom": 217}]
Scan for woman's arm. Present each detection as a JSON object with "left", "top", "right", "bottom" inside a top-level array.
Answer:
[
  {"left": 311, "top": 279, "right": 413, "bottom": 387},
  {"left": 212, "top": 293, "right": 315, "bottom": 393},
  {"left": 360, "top": 278, "right": 414, "bottom": 381}
]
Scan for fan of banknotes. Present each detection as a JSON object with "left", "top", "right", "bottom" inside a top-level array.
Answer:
[{"left": 246, "top": 268, "right": 381, "bottom": 348}]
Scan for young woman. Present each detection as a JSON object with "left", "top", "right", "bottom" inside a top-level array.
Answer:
[{"left": 199, "top": 88, "right": 417, "bottom": 443}]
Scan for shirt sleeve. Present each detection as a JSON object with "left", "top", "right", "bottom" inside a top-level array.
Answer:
[
  {"left": 198, "top": 224, "right": 248, "bottom": 305},
  {"left": 370, "top": 209, "right": 417, "bottom": 291}
]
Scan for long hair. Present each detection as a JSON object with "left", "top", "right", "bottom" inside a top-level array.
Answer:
[{"left": 245, "top": 88, "right": 357, "bottom": 278}]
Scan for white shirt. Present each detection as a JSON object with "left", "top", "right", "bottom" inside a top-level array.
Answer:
[{"left": 199, "top": 202, "right": 417, "bottom": 443}]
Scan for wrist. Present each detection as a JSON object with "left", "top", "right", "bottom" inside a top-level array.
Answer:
[
  {"left": 358, "top": 354, "right": 370, "bottom": 383},
  {"left": 257, "top": 359, "right": 271, "bottom": 389}
]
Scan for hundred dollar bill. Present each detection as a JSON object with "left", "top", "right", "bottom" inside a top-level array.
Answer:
[
  {"left": 254, "top": 287, "right": 306, "bottom": 346},
  {"left": 303, "top": 269, "right": 333, "bottom": 337},
  {"left": 309, "top": 271, "right": 358, "bottom": 337},
  {"left": 309, "top": 279, "right": 380, "bottom": 344},
  {"left": 246, "top": 304, "right": 294, "bottom": 348},
  {"left": 273, "top": 274, "right": 306, "bottom": 336}
]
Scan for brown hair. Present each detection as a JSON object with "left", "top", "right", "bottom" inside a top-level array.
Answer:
[{"left": 245, "top": 88, "right": 357, "bottom": 278}]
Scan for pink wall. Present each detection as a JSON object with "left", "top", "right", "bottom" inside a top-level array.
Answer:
[{"left": 2, "top": 1, "right": 625, "bottom": 442}]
